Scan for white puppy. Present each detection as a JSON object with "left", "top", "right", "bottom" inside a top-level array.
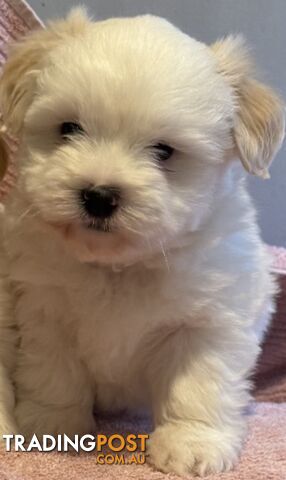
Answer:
[{"left": 0, "top": 8, "right": 284, "bottom": 476}]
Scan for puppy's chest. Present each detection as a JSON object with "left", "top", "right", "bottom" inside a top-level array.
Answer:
[{"left": 67, "top": 267, "right": 186, "bottom": 382}]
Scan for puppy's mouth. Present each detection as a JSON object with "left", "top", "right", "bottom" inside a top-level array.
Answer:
[
  {"left": 83, "top": 218, "right": 114, "bottom": 233},
  {"left": 47, "top": 217, "right": 116, "bottom": 236}
]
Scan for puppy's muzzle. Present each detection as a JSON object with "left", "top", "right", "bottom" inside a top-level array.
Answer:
[{"left": 79, "top": 186, "right": 121, "bottom": 220}]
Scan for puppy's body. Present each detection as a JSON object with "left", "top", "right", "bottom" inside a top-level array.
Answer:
[
  {"left": 0, "top": 10, "right": 284, "bottom": 476},
  {"left": 0, "top": 171, "right": 274, "bottom": 473}
]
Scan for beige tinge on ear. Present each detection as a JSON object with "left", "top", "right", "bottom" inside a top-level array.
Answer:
[
  {"left": 211, "top": 35, "right": 285, "bottom": 178},
  {"left": 0, "top": 7, "right": 89, "bottom": 137},
  {"left": 0, "top": 7, "right": 89, "bottom": 181}
]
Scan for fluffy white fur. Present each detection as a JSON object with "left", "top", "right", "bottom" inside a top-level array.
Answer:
[{"left": 0, "top": 8, "right": 284, "bottom": 476}]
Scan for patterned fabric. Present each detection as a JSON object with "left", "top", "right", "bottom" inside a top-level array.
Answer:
[
  {"left": 255, "top": 266, "right": 286, "bottom": 403},
  {"left": 0, "top": 0, "right": 43, "bottom": 198},
  {"left": 268, "top": 245, "right": 286, "bottom": 274}
]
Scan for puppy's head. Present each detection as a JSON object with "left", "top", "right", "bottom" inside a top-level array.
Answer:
[{"left": 0, "top": 9, "right": 284, "bottom": 264}]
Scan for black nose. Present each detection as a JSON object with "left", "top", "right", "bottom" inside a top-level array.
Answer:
[{"left": 80, "top": 186, "right": 120, "bottom": 219}]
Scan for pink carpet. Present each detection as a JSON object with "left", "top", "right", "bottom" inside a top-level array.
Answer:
[
  {"left": 0, "top": 403, "right": 284, "bottom": 480},
  {"left": 0, "top": 1, "right": 286, "bottom": 478}
]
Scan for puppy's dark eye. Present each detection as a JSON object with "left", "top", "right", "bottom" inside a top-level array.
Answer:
[
  {"left": 152, "top": 143, "right": 174, "bottom": 162},
  {"left": 60, "top": 122, "right": 84, "bottom": 138}
]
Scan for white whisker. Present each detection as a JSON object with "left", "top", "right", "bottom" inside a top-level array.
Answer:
[
  {"left": 159, "top": 240, "right": 170, "bottom": 272},
  {"left": 15, "top": 206, "right": 35, "bottom": 224}
]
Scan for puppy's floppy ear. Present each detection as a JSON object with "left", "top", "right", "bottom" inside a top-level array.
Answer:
[
  {"left": 211, "top": 35, "right": 285, "bottom": 178},
  {"left": 0, "top": 7, "right": 89, "bottom": 136}
]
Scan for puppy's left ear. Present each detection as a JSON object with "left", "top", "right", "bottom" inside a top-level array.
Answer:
[
  {"left": 211, "top": 36, "right": 285, "bottom": 178},
  {"left": 0, "top": 7, "right": 89, "bottom": 136}
]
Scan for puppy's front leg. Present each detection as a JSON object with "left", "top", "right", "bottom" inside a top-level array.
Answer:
[
  {"left": 15, "top": 348, "right": 95, "bottom": 439},
  {"left": 147, "top": 326, "right": 258, "bottom": 476},
  {"left": 0, "top": 278, "right": 18, "bottom": 435},
  {"left": 14, "top": 295, "right": 95, "bottom": 438}
]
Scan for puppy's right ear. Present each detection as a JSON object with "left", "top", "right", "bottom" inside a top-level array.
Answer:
[
  {"left": 0, "top": 7, "right": 89, "bottom": 136},
  {"left": 211, "top": 36, "right": 285, "bottom": 179}
]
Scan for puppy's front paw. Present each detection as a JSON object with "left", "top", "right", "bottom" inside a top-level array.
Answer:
[{"left": 148, "top": 422, "right": 243, "bottom": 477}]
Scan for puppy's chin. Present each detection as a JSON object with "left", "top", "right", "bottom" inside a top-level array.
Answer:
[{"left": 56, "top": 223, "right": 142, "bottom": 265}]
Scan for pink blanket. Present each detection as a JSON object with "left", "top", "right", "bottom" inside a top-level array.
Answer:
[
  {"left": 0, "top": 403, "right": 285, "bottom": 479},
  {"left": 0, "top": 2, "right": 285, "bottom": 479},
  {"left": 0, "top": 0, "right": 42, "bottom": 197}
]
